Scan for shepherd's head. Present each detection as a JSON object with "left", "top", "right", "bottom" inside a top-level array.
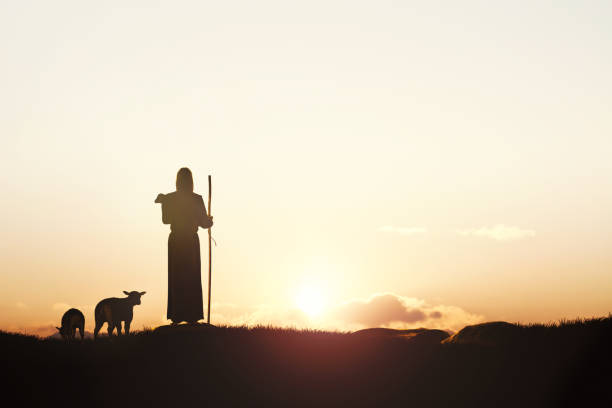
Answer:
[{"left": 176, "top": 167, "right": 194, "bottom": 192}]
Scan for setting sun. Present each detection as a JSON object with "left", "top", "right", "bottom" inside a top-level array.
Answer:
[{"left": 295, "top": 285, "right": 326, "bottom": 317}]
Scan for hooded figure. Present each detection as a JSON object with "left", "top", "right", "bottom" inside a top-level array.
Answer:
[{"left": 156, "top": 168, "right": 213, "bottom": 324}]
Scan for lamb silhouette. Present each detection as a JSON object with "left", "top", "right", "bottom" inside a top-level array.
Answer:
[
  {"left": 94, "top": 291, "right": 145, "bottom": 339},
  {"left": 56, "top": 308, "right": 85, "bottom": 341}
]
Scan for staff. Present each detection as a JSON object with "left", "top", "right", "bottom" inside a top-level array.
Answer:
[{"left": 207, "top": 174, "right": 212, "bottom": 324}]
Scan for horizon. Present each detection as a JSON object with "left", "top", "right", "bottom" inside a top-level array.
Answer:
[{"left": 1, "top": 1, "right": 612, "bottom": 337}]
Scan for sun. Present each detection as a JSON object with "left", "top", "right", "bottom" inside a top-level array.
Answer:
[{"left": 295, "top": 285, "right": 326, "bottom": 317}]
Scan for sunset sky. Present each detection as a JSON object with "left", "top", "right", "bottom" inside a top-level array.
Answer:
[{"left": 1, "top": 1, "right": 611, "bottom": 336}]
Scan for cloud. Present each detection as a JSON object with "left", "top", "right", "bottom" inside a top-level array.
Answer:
[
  {"left": 379, "top": 226, "right": 427, "bottom": 236},
  {"left": 429, "top": 310, "right": 442, "bottom": 319},
  {"left": 330, "top": 293, "right": 484, "bottom": 331},
  {"left": 15, "top": 302, "right": 28, "bottom": 309},
  {"left": 458, "top": 224, "right": 535, "bottom": 241},
  {"left": 333, "top": 293, "right": 426, "bottom": 326}
]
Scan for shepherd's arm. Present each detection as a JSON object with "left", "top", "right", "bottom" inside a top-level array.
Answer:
[
  {"left": 197, "top": 195, "right": 213, "bottom": 229},
  {"left": 162, "top": 202, "right": 172, "bottom": 225},
  {"left": 155, "top": 194, "right": 172, "bottom": 225}
]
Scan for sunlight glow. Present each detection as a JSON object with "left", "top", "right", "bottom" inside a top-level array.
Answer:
[{"left": 295, "top": 285, "right": 326, "bottom": 317}]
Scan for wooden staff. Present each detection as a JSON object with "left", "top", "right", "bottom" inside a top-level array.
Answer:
[{"left": 207, "top": 175, "right": 212, "bottom": 324}]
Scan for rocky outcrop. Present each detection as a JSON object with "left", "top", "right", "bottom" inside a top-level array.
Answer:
[
  {"left": 352, "top": 327, "right": 450, "bottom": 344},
  {"left": 443, "top": 321, "right": 523, "bottom": 346},
  {"left": 153, "top": 322, "right": 218, "bottom": 335}
]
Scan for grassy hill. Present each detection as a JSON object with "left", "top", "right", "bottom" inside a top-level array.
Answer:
[{"left": 1, "top": 316, "right": 611, "bottom": 407}]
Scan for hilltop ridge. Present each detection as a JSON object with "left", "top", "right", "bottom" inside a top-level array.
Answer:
[{"left": 1, "top": 316, "right": 611, "bottom": 407}]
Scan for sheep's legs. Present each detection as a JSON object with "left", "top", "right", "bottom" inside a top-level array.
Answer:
[
  {"left": 124, "top": 321, "right": 130, "bottom": 335},
  {"left": 94, "top": 322, "right": 103, "bottom": 339},
  {"left": 115, "top": 322, "right": 122, "bottom": 336}
]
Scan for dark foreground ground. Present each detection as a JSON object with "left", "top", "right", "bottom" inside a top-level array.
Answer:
[{"left": 2, "top": 317, "right": 611, "bottom": 407}]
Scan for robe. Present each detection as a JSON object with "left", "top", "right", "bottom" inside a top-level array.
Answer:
[{"left": 161, "top": 191, "right": 212, "bottom": 323}]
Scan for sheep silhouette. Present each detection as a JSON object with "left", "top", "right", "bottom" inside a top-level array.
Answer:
[
  {"left": 56, "top": 308, "right": 85, "bottom": 341},
  {"left": 93, "top": 291, "right": 145, "bottom": 339}
]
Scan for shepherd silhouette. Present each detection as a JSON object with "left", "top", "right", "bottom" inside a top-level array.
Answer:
[{"left": 156, "top": 168, "right": 213, "bottom": 324}]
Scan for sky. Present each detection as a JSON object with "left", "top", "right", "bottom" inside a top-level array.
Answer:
[{"left": 1, "top": 1, "right": 611, "bottom": 336}]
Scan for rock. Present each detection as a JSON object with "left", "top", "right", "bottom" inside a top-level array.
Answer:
[
  {"left": 408, "top": 329, "right": 450, "bottom": 345},
  {"left": 352, "top": 328, "right": 430, "bottom": 337},
  {"left": 443, "top": 321, "right": 523, "bottom": 346},
  {"left": 153, "top": 322, "right": 218, "bottom": 335},
  {"left": 352, "top": 327, "right": 450, "bottom": 344}
]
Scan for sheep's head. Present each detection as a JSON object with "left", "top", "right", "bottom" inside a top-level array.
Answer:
[
  {"left": 123, "top": 291, "right": 146, "bottom": 305},
  {"left": 56, "top": 326, "right": 68, "bottom": 339}
]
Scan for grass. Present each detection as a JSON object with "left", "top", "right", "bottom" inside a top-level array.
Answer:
[{"left": 1, "top": 316, "right": 611, "bottom": 407}]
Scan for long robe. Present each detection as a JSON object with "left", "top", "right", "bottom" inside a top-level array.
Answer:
[{"left": 161, "top": 191, "right": 212, "bottom": 323}]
